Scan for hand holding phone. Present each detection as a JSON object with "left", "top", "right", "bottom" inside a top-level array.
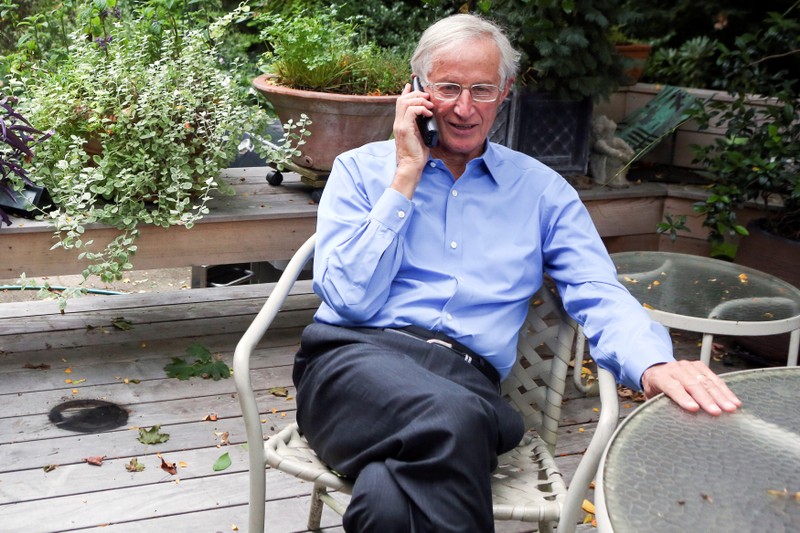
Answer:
[{"left": 412, "top": 77, "right": 439, "bottom": 148}]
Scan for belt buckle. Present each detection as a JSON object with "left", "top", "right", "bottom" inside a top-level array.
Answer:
[
  {"left": 426, "top": 338, "right": 453, "bottom": 350},
  {"left": 427, "top": 338, "right": 472, "bottom": 364}
]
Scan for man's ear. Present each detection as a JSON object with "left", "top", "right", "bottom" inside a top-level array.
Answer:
[{"left": 500, "top": 77, "right": 515, "bottom": 101}]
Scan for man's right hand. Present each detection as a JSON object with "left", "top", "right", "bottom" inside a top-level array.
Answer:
[{"left": 391, "top": 82, "right": 434, "bottom": 199}]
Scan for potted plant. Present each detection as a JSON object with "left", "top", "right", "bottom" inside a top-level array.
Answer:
[
  {"left": 251, "top": 9, "right": 409, "bottom": 172},
  {"left": 0, "top": 94, "right": 51, "bottom": 225},
  {"left": 13, "top": 7, "right": 305, "bottom": 285},
  {"left": 609, "top": 26, "right": 652, "bottom": 86},
  {"left": 689, "top": 8, "right": 799, "bottom": 276}
]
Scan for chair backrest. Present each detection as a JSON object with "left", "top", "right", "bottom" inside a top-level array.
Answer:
[{"left": 502, "top": 285, "right": 578, "bottom": 454}]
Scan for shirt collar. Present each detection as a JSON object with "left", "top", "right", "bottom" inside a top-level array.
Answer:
[{"left": 472, "top": 141, "right": 507, "bottom": 186}]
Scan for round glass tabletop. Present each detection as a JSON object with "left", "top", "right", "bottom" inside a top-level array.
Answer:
[
  {"left": 600, "top": 367, "right": 800, "bottom": 532},
  {"left": 612, "top": 251, "right": 800, "bottom": 323}
]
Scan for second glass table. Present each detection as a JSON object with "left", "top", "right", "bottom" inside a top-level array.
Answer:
[{"left": 612, "top": 251, "right": 800, "bottom": 366}]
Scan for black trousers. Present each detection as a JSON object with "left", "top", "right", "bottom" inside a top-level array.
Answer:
[{"left": 293, "top": 323, "right": 524, "bottom": 533}]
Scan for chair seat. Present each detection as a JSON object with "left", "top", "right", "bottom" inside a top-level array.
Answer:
[
  {"left": 265, "top": 422, "right": 354, "bottom": 494},
  {"left": 265, "top": 422, "right": 567, "bottom": 523}
]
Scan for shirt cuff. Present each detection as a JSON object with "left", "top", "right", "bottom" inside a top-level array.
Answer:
[{"left": 369, "top": 187, "right": 414, "bottom": 234}]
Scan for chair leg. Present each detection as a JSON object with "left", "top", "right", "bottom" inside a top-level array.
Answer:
[{"left": 308, "top": 484, "right": 326, "bottom": 530}]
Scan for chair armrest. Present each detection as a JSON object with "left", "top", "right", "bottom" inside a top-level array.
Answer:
[
  {"left": 233, "top": 233, "right": 316, "bottom": 520},
  {"left": 558, "top": 367, "right": 619, "bottom": 532}
]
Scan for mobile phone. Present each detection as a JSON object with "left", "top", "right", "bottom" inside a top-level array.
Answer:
[{"left": 412, "top": 77, "right": 439, "bottom": 147}]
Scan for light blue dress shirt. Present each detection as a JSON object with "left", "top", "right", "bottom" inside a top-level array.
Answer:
[{"left": 312, "top": 140, "right": 674, "bottom": 389}]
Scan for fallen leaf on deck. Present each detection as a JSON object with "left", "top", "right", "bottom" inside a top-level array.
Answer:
[
  {"left": 125, "top": 458, "right": 145, "bottom": 472},
  {"left": 617, "top": 387, "right": 646, "bottom": 403},
  {"left": 43, "top": 464, "right": 58, "bottom": 473},
  {"left": 213, "top": 452, "right": 232, "bottom": 472},
  {"left": 767, "top": 488, "right": 800, "bottom": 500},
  {"left": 138, "top": 425, "right": 170, "bottom": 445},
  {"left": 164, "top": 342, "right": 231, "bottom": 381},
  {"left": 268, "top": 386, "right": 288, "bottom": 397},
  {"left": 215, "top": 431, "right": 231, "bottom": 446},
  {"left": 24, "top": 363, "right": 51, "bottom": 370},
  {"left": 85, "top": 455, "right": 106, "bottom": 466},
  {"left": 159, "top": 456, "right": 177, "bottom": 475},
  {"left": 111, "top": 317, "right": 134, "bottom": 331}
]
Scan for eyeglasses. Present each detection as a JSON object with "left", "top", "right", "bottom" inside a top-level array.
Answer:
[{"left": 424, "top": 81, "right": 502, "bottom": 103}]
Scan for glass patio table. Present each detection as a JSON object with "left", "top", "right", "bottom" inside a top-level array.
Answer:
[
  {"left": 595, "top": 366, "right": 800, "bottom": 532},
  {"left": 611, "top": 251, "right": 800, "bottom": 366}
]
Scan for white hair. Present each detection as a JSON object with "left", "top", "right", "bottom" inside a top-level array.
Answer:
[{"left": 411, "top": 13, "right": 520, "bottom": 87}]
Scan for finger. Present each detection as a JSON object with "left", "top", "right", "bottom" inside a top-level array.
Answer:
[
  {"left": 642, "top": 361, "right": 741, "bottom": 416},
  {"left": 687, "top": 371, "right": 741, "bottom": 414}
]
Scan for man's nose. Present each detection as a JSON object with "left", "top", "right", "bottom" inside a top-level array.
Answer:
[{"left": 453, "top": 88, "right": 474, "bottom": 115}]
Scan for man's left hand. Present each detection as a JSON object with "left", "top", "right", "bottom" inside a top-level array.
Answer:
[{"left": 641, "top": 360, "right": 741, "bottom": 415}]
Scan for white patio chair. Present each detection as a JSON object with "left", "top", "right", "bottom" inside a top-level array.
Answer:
[{"left": 234, "top": 233, "right": 620, "bottom": 532}]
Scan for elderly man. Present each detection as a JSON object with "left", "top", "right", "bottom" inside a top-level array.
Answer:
[{"left": 293, "top": 13, "right": 741, "bottom": 532}]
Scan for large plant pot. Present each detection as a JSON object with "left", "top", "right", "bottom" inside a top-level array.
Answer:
[
  {"left": 253, "top": 74, "right": 398, "bottom": 172},
  {"left": 615, "top": 44, "right": 652, "bottom": 86},
  {"left": 734, "top": 218, "right": 800, "bottom": 363}
]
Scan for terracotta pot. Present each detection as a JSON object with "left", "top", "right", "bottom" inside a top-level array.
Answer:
[
  {"left": 615, "top": 43, "right": 652, "bottom": 86},
  {"left": 253, "top": 74, "right": 398, "bottom": 171},
  {"left": 734, "top": 218, "right": 800, "bottom": 363}
]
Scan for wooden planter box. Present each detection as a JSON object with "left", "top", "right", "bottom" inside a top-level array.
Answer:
[{"left": 578, "top": 182, "right": 766, "bottom": 256}]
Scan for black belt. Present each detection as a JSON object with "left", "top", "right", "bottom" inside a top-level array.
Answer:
[{"left": 388, "top": 325, "right": 500, "bottom": 389}]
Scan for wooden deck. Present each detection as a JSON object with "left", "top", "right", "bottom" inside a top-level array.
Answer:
[
  {"left": 0, "top": 277, "right": 755, "bottom": 532},
  {"left": 0, "top": 165, "right": 724, "bottom": 281}
]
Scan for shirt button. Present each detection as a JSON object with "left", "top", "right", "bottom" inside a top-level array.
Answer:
[
  {"left": 450, "top": 241, "right": 457, "bottom": 249},
  {"left": 451, "top": 190, "right": 458, "bottom": 197},
  {"left": 397, "top": 210, "right": 405, "bottom": 218}
]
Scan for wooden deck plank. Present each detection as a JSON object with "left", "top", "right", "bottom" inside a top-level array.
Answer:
[
  {"left": 0, "top": 281, "right": 319, "bottom": 355},
  {"left": 0, "top": 274, "right": 755, "bottom": 532}
]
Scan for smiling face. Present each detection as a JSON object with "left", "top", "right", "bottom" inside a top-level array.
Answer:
[{"left": 426, "top": 37, "right": 510, "bottom": 173}]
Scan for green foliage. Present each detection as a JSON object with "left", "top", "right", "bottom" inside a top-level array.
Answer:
[
  {"left": 619, "top": 0, "right": 799, "bottom": 88},
  {"left": 656, "top": 213, "right": 691, "bottom": 242},
  {"left": 255, "top": 10, "right": 409, "bottom": 95},
  {"left": 462, "top": 0, "right": 625, "bottom": 101},
  {"left": 0, "top": 94, "right": 51, "bottom": 225},
  {"left": 646, "top": 36, "right": 718, "bottom": 88},
  {"left": 165, "top": 342, "right": 232, "bottom": 381},
  {"left": 689, "top": 7, "right": 800, "bottom": 257},
  {"left": 12, "top": 6, "right": 306, "bottom": 285}
]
